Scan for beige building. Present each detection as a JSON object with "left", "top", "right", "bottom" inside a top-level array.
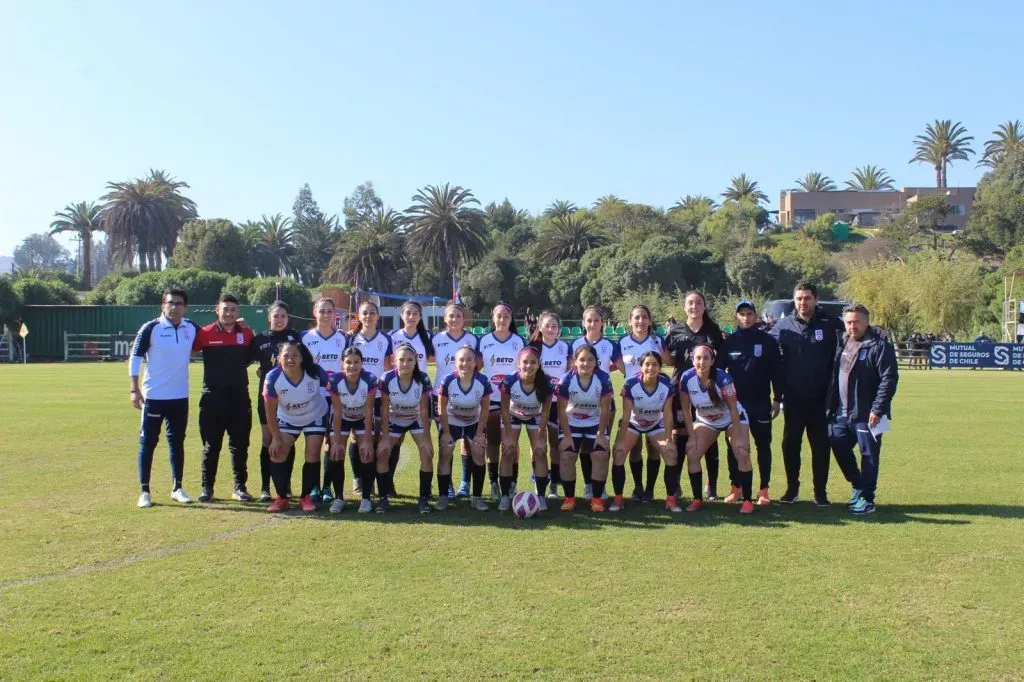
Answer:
[{"left": 778, "top": 186, "right": 975, "bottom": 230}]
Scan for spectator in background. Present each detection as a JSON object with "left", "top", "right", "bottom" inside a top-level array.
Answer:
[
  {"left": 524, "top": 307, "right": 538, "bottom": 338},
  {"left": 974, "top": 331, "right": 993, "bottom": 343}
]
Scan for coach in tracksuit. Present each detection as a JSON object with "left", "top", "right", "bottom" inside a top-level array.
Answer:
[
  {"left": 769, "top": 282, "right": 844, "bottom": 506},
  {"left": 723, "top": 300, "right": 783, "bottom": 504},
  {"left": 130, "top": 288, "right": 200, "bottom": 508},
  {"left": 826, "top": 304, "right": 898, "bottom": 515},
  {"left": 193, "top": 294, "right": 255, "bottom": 503}
]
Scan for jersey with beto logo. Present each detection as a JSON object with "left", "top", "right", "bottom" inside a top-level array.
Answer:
[
  {"left": 501, "top": 373, "right": 545, "bottom": 420},
  {"left": 618, "top": 333, "right": 663, "bottom": 379},
  {"left": 680, "top": 367, "right": 740, "bottom": 426},
  {"left": 557, "top": 369, "right": 613, "bottom": 428},
  {"left": 432, "top": 330, "right": 478, "bottom": 389},
  {"left": 439, "top": 372, "right": 491, "bottom": 426},
  {"left": 302, "top": 329, "right": 347, "bottom": 396},
  {"left": 328, "top": 370, "right": 378, "bottom": 422},
  {"left": 570, "top": 336, "right": 621, "bottom": 375},
  {"left": 539, "top": 340, "right": 572, "bottom": 387},
  {"left": 390, "top": 329, "right": 429, "bottom": 374},
  {"left": 350, "top": 330, "right": 393, "bottom": 380},
  {"left": 263, "top": 366, "right": 331, "bottom": 425},
  {"left": 622, "top": 374, "right": 673, "bottom": 430},
  {"left": 378, "top": 369, "right": 431, "bottom": 427},
  {"left": 477, "top": 331, "right": 525, "bottom": 404}
]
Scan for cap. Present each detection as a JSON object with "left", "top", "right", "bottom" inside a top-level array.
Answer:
[{"left": 735, "top": 299, "right": 756, "bottom": 313}]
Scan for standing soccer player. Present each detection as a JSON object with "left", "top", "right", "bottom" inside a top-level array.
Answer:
[
  {"left": 769, "top": 282, "right": 845, "bottom": 506},
  {"left": 193, "top": 294, "right": 255, "bottom": 503},
  {"left": 130, "top": 288, "right": 200, "bottom": 508},
  {"left": 826, "top": 304, "right": 899, "bottom": 515},
  {"left": 617, "top": 304, "right": 664, "bottom": 502},
  {"left": 477, "top": 302, "right": 525, "bottom": 500},
  {"left": 347, "top": 300, "right": 394, "bottom": 495},
  {"left": 432, "top": 302, "right": 478, "bottom": 498},
  {"left": 302, "top": 297, "right": 347, "bottom": 503},
  {"left": 530, "top": 311, "right": 571, "bottom": 499},
  {"left": 389, "top": 301, "right": 435, "bottom": 482}
]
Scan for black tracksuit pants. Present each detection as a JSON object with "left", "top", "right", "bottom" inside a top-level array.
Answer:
[
  {"left": 199, "top": 389, "right": 252, "bottom": 491},
  {"left": 780, "top": 397, "right": 830, "bottom": 498}
]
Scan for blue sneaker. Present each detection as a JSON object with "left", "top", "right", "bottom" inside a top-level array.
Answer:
[
  {"left": 322, "top": 488, "right": 334, "bottom": 504},
  {"left": 456, "top": 481, "right": 470, "bottom": 498},
  {"left": 850, "top": 498, "right": 876, "bottom": 515},
  {"left": 375, "top": 497, "right": 390, "bottom": 514},
  {"left": 447, "top": 484, "right": 456, "bottom": 500},
  {"left": 418, "top": 498, "right": 432, "bottom": 515},
  {"left": 847, "top": 488, "right": 862, "bottom": 508},
  {"left": 309, "top": 487, "right": 322, "bottom": 503}
]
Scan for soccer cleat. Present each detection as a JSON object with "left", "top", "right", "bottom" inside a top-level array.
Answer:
[
  {"left": 590, "top": 497, "right": 606, "bottom": 513},
  {"left": 357, "top": 499, "right": 373, "bottom": 514},
  {"left": 640, "top": 491, "right": 653, "bottom": 503},
  {"left": 547, "top": 483, "right": 560, "bottom": 500},
  {"left": 704, "top": 484, "right": 719, "bottom": 501},
  {"left": 850, "top": 498, "right": 876, "bottom": 515},
  {"left": 321, "top": 488, "right": 334, "bottom": 504},
  {"left": 309, "top": 487, "right": 321, "bottom": 503},
  {"left": 756, "top": 488, "right": 771, "bottom": 506},
  {"left": 259, "top": 489, "right": 272, "bottom": 503},
  {"left": 472, "top": 497, "right": 489, "bottom": 512},
  {"left": 537, "top": 496, "right": 548, "bottom": 512},
  {"left": 739, "top": 500, "right": 756, "bottom": 515},
  {"left": 456, "top": 482, "right": 470, "bottom": 498},
  {"left": 329, "top": 498, "right": 345, "bottom": 514},
  {"left": 490, "top": 481, "right": 500, "bottom": 502},
  {"left": 582, "top": 484, "right": 594, "bottom": 501},
  {"left": 170, "top": 488, "right": 194, "bottom": 504},
  {"left": 560, "top": 497, "right": 577, "bottom": 512},
  {"left": 300, "top": 495, "right": 317, "bottom": 513},
  {"left": 630, "top": 486, "right": 644, "bottom": 502},
  {"left": 447, "top": 484, "right": 456, "bottom": 500},
  {"left": 232, "top": 488, "right": 253, "bottom": 502},
  {"left": 685, "top": 499, "right": 704, "bottom": 512},
  {"left": 137, "top": 492, "right": 153, "bottom": 508},
  {"left": 375, "top": 497, "right": 391, "bottom": 514},
  {"left": 498, "top": 495, "right": 511, "bottom": 512},
  {"left": 609, "top": 495, "right": 625, "bottom": 512},
  {"left": 664, "top": 496, "right": 682, "bottom": 513},
  {"left": 814, "top": 496, "right": 831, "bottom": 508},
  {"left": 267, "top": 497, "right": 290, "bottom": 513},
  {"left": 847, "top": 488, "right": 863, "bottom": 508},
  {"left": 436, "top": 496, "right": 449, "bottom": 512},
  {"left": 723, "top": 486, "right": 743, "bottom": 504},
  {"left": 779, "top": 489, "right": 799, "bottom": 504},
  {"left": 418, "top": 498, "right": 432, "bottom": 515},
  {"left": 198, "top": 488, "right": 213, "bottom": 503}
]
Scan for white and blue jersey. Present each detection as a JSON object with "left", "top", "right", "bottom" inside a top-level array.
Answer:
[
  {"left": 263, "top": 366, "right": 331, "bottom": 429},
  {"left": 477, "top": 331, "right": 525, "bottom": 407},
  {"left": 432, "top": 330, "right": 478, "bottom": 390},
  {"left": 439, "top": 372, "right": 492, "bottom": 427},
  {"left": 680, "top": 368, "right": 746, "bottom": 429},
  {"left": 570, "top": 336, "right": 621, "bottom": 375},
  {"left": 302, "top": 329, "right": 346, "bottom": 397},
  {"left": 378, "top": 370, "right": 431, "bottom": 429},
  {"left": 618, "top": 332, "right": 663, "bottom": 379},
  {"left": 129, "top": 316, "right": 200, "bottom": 400},
  {"left": 501, "top": 373, "right": 546, "bottom": 427},
  {"left": 350, "top": 330, "right": 393, "bottom": 380},
  {"left": 390, "top": 329, "right": 429, "bottom": 374},
  {"left": 328, "top": 370, "right": 378, "bottom": 424},
  {"left": 621, "top": 374, "right": 674, "bottom": 434},
  {"left": 539, "top": 340, "right": 572, "bottom": 385},
  {"left": 557, "top": 369, "right": 613, "bottom": 432}
]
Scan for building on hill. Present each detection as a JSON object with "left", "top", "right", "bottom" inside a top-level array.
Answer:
[{"left": 778, "top": 187, "right": 975, "bottom": 231}]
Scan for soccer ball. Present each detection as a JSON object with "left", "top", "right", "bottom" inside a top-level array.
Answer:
[{"left": 512, "top": 491, "right": 540, "bottom": 518}]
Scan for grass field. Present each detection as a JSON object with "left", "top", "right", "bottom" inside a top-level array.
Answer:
[{"left": 2, "top": 365, "right": 1023, "bottom": 680}]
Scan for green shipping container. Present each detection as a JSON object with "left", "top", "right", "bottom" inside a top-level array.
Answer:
[{"left": 832, "top": 221, "right": 850, "bottom": 241}]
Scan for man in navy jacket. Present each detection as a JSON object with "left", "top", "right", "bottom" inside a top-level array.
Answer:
[{"left": 826, "top": 304, "right": 899, "bottom": 515}]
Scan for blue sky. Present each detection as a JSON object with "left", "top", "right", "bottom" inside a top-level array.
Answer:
[{"left": 2, "top": 0, "right": 1021, "bottom": 257}]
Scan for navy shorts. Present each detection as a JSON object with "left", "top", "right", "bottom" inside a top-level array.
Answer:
[
  {"left": 628, "top": 421, "right": 666, "bottom": 437},
  {"left": 389, "top": 420, "right": 424, "bottom": 436},
  {"left": 547, "top": 402, "right": 559, "bottom": 429},
  {"left": 510, "top": 415, "right": 542, "bottom": 431},
  {"left": 447, "top": 423, "right": 479, "bottom": 443},
  {"left": 277, "top": 412, "right": 329, "bottom": 436},
  {"left": 561, "top": 424, "right": 605, "bottom": 454},
  {"left": 335, "top": 418, "right": 367, "bottom": 436}
]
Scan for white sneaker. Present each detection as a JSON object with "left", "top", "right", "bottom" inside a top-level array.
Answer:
[
  {"left": 538, "top": 496, "right": 548, "bottom": 512},
  {"left": 582, "top": 484, "right": 593, "bottom": 501},
  {"left": 170, "top": 488, "right": 193, "bottom": 504},
  {"left": 329, "top": 499, "right": 345, "bottom": 514},
  {"left": 357, "top": 499, "right": 372, "bottom": 514},
  {"left": 472, "top": 497, "right": 489, "bottom": 511},
  {"left": 498, "top": 495, "right": 511, "bottom": 512},
  {"left": 137, "top": 491, "right": 153, "bottom": 508},
  {"left": 547, "top": 483, "right": 560, "bottom": 500}
]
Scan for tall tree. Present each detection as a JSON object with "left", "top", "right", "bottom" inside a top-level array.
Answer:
[
  {"left": 49, "top": 201, "right": 102, "bottom": 289},
  {"left": 979, "top": 120, "right": 1024, "bottom": 168},
  {"left": 534, "top": 211, "right": 609, "bottom": 262},
  {"left": 167, "top": 219, "right": 254, "bottom": 276},
  {"left": 845, "top": 165, "right": 896, "bottom": 190},
  {"left": 342, "top": 181, "right": 384, "bottom": 229},
  {"left": 543, "top": 200, "right": 577, "bottom": 219},
  {"left": 254, "top": 214, "right": 295, "bottom": 277},
  {"left": 669, "top": 195, "right": 716, "bottom": 213},
  {"left": 404, "top": 183, "right": 488, "bottom": 289},
  {"left": 794, "top": 172, "right": 836, "bottom": 192},
  {"left": 722, "top": 174, "right": 768, "bottom": 204},
  {"left": 12, "top": 234, "right": 73, "bottom": 273},
  {"left": 484, "top": 198, "right": 530, "bottom": 232},
  {"left": 910, "top": 119, "right": 974, "bottom": 188},
  {"left": 323, "top": 207, "right": 406, "bottom": 290},
  {"left": 292, "top": 214, "right": 338, "bottom": 285}
]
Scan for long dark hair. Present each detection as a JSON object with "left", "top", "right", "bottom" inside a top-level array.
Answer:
[
  {"left": 684, "top": 290, "right": 717, "bottom": 332},
  {"left": 628, "top": 304, "right": 655, "bottom": 338},
  {"left": 349, "top": 300, "right": 380, "bottom": 339},
  {"left": 582, "top": 304, "right": 606, "bottom": 340},
  {"left": 637, "top": 350, "right": 663, "bottom": 376},
  {"left": 518, "top": 346, "right": 552, "bottom": 403},
  {"left": 572, "top": 343, "right": 599, "bottom": 374},
  {"left": 278, "top": 340, "right": 319, "bottom": 379},
  {"left": 312, "top": 297, "right": 336, "bottom": 331},
  {"left": 400, "top": 300, "right": 435, "bottom": 356},
  {"left": 394, "top": 342, "right": 430, "bottom": 386},
  {"left": 529, "top": 311, "right": 560, "bottom": 352},
  {"left": 489, "top": 301, "right": 518, "bottom": 336},
  {"left": 693, "top": 343, "right": 722, "bottom": 406}
]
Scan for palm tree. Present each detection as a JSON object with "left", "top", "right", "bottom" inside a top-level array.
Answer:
[
  {"left": 100, "top": 169, "right": 197, "bottom": 271},
  {"left": 254, "top": 213, "right": 295, "bottom": 277},
  {"left": 978, "top": 120, "right": 1024, "bottom": 168},
  {"left": 404, "top": 183, "right": 488, "bottom": 287},
  {"left": 794, "top": 172, "right": 836, "bottom": 192},
  {"left": 533, "top": 211, "right": 609, "bottom": 262},
  {"left": 910, "top": 119, "right": 974, "bottom": 188},
  {"left": 593, "top": 195, "right": 626, "bottom": 210},
  {"left": 292, "top": 214, "right": 338, "bottom": 285},
  {"left": 323, "top": 207, "right": 407, "bottom": 290},
  {"left": 543, "top": 200, "right": 577, "bottom": 219},
  {"left": 669, "top": 195, "right": 717, "bottom": 213},
  {"left": 845, "top": 165, "right": 896, "bottom": 191},
  {"left": 49, "top": 201, "right": 102, "bottom": 289},
  {"left": 722, "top": 174, "right": 768, "bottom": 204},
  {"left": 484, "top": 199, "right": 530, "bottom": 232}
]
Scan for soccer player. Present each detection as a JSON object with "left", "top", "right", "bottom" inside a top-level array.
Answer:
[
  {"left": 263, "top": 341, "right": 343, "bottom": 513},
  {"left": 432, "top": 301, "right": 478, "bottom": 498},
  {"left": 438, "top": 345, "right": 491, "bottom": 511},
  {"left": 617, "top": 304, "right": 664, "bottom": 502},
  {"left": 612, "top": 351, "right": 677, "bottom": 511},
  {"left": 250, "top": 302, "right": 304, "bottom": 501},
  {"left": 500, "top": 347, "right": 554, "bottom": 511},
  {"left": 769, "top": 282, "right": 845, "bottom": 506},
  {"left": 193, "top": 294, "right": 255, "bottom": 503},
  {"left": 376, "top": 343, "right": 434, "bottom": 514},
  {"left": 722, "top": 300, "right": 783, "bottom": 505},
  {"left": 302, "top": 297, "right": 347, "bottom": 504},
  {"left": 663, "top": 290, "right": 727, "bottom": 499},
  {"left": 347, "top": 300, "right": 394, "bottom": 494},
  {"left": 678, "top": 344, "right": 756, "bottom": 515},
  {"left": 328, "top": 347, "right": 377, "bottom": 514},
  {"left": 130, "top": 288, "right": 200, "bottom": 508},
  {"left": 826, "top": 304, "right": 899, "bottom": 515},
  {"left": 477, "top": 302, "right": 525, "bottom": 500},
  {"left": 530, "top": 311, "right": 571, "bottom": 499},
  {"left": 390, "top": 300, "right": 434, "bottom": 374},
  {"left": 556, "top": 344, "right": 614, "bottom": 512}
]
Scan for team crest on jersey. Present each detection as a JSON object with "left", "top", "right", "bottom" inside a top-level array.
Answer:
[
  {"left": 859, "top": 349, "right": 867, "bottom": 360},
  {"left": 753, "top": 344, "right": 762, "bottom": 357},
  {"left": 814, "top": 329, "right": 824, "bottom": 341}
]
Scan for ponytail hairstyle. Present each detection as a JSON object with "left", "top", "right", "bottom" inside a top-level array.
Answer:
[
  {"left": 443, "top": 301, "right": 467, "bottom": 333},
  {"left": 683, "top": 290, "right": 718, "bottom": 334},
  {"left": 490, "top": 301, "right": 518, "bottom": 336},
  {"left": 400, "top": 300, "right": 435, "bottom": 356},
  {"left": 349, "top": 300, "right": 380, "bottom": 339},
  {"left": 572, "top": 342, "right": 599, "bottom": 374},
  {"left": 518, "top": 346, "right": 552, "bottom": 403},
  {"left": 628, "top": 304, "right": 655, "bottom": 338},
  {"left": 267, "top": 300, "right": 291, "bottom": 333},
  {"left": 637, "top": 350, "right": 663, "bottom": 376},
  {"left": 312, "top": 297, "right": 336, "bottom": 331},
  {"left": 529, "top": 311, "right": 560, "bottom": 352},
  {"left": 278, "top": 340, "right": 319, "bottom": 379},
  {"left": 692, "top": 342, "right": 722, "bottom": 406},
  {"left": 394, "top": 341, "right": 430, "bottom": 387},
  {"left": 341, "top": 345, "right": 364, "bottom": 371},
  {"left": 582, "top": 304, "right": 606, "bottom": 339}
]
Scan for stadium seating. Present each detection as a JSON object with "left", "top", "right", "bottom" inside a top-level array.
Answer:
[{"left": 570, "top": 326, "right": 583, "bottom": 338}]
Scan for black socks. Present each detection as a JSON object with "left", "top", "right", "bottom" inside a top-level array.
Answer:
[
  {"left": 644, "top": 458, "right": 661, "bottom": 496},
  {"left": 689, "top": 471, "right": 703, "bottom": 500},
  {"left": 629, "top": 458, "right": 643, "bottom": 489},
  {"left": 612, "top": 464, "right": 626, "bottom": 495}
]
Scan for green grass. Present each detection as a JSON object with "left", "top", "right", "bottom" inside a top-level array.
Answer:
[{"left": 2, "top": 365, "right": 1023, "bottom": 680}]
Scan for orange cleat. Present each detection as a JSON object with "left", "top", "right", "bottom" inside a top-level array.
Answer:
[
  {"left": 665, "top": 495, "right": 682, "bottom": 513},
  {"left": 723, "top": 486, "right": 743, "bottom": 504},
  {"left": 560, "top": 497, "right": 577, "bottom": 512},
  {"left": 685, "top": 498, "right": 704, "bottom": 512},
  {"left": 267, "top": 497, "right": 291, "bottom": 513},
  {"left": 757, "top": 488, "right": 771, "bottom": 506},
  {"left": 299, "top": 495, "right": 317, "bottom": 513},
  {"left": 590, "top": 497, "right": 606, "bottom": 513},
  {"left": 739, "top": 500, "right": 756, "bottom": 515}
]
